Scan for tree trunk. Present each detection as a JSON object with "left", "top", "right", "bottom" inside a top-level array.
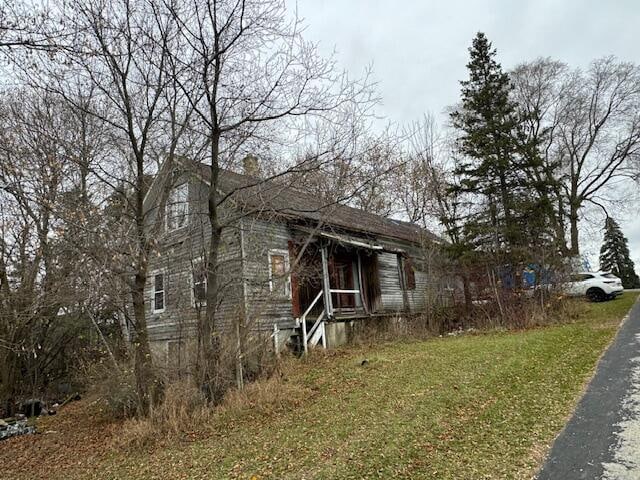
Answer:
[
  {"left": 131, "top": 269, "right": 157, "bottom": 415},
  {"left": 201, "top": 131, "right": 224, "bottom": 402},
  {"left": 130, "top": 152, "right": 159, "bottom": 416},
  {"left": 569, "top": 205, "right": 580, "bottom": 256},
  {"left": 498, "top": 170, "right": 517, "bottom": 251},
  {"left": 0, "top": 347, "right": 19, "bottom": 417}
]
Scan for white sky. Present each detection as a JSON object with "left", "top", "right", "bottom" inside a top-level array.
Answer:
[{"left": 297, "top": 0, "right": 640, "bottom": 269}]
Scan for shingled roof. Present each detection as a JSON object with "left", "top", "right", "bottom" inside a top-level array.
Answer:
[{"left": 195, "top": 163, "right": 440, "bottom": 245}]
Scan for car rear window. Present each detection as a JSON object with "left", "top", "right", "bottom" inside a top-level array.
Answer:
[
  {"left": 570, "top": 274, "right": 594, "bottom": 282},
  {"left": 603, "top": 273, "right": 618, "bottom": 279}
]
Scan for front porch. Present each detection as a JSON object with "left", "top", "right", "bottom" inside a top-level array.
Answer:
[{"left": 285, "top": 229, "right": 409, "bottom": 353}]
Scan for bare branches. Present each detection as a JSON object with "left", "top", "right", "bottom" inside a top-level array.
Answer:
[
  {"left": 511, "top": 56, "right": 640, "bottom": 255},
  {"left": 0, "top": 1, "right": 66, "bottom": 51}
]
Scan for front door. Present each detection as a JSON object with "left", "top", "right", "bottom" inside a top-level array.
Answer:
[
  {"left": 331, "top": 255, "right": 356, "bottom": 311},
  {"left": 360, "top": 252, "right": 381, "bottom": 313}
]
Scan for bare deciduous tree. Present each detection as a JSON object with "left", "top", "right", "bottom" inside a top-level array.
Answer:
[
  {"left": 402, "top": 115, "right": 474, "bottom": 309},
  {"left": 20, "top": 0, "right": 194, "bottom": 413},
  {"left": 0, "top": 90, "right": 93, "bottom": 415},
  {"left": 161, "top": 0, "right": 375, "bottom": 399},
  {"left": 512, "top": 57, "right": 640, "bottom": 255}
]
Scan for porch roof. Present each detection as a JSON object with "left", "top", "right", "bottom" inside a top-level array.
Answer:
[{"left": 293, "top": 226, "right": 406, "bottom": 254}]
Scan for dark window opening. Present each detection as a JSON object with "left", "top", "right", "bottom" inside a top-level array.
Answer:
[
  {"left": 193, "top": 260, "right": 207, "bottom": 305},
  {"left": 403, "top": 256, "right": 416, "bottom": 290},
  {"left": 570, "top": 273, "right": 594, "bottom": 282}
]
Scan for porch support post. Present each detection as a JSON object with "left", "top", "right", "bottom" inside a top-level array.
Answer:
[
  {"left": 320, "top": 244, "right": 333, "bottom": 318},
  {"left": 357, "top": 251, "right": 368, "bottom": 314}
]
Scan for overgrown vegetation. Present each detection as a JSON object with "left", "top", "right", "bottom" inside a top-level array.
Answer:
[
  {"left": 1, "top": 293, "right": 636, "bottom": 480},
  {"left": 2, "top": 0, "right": 640, "bottom": 420}
]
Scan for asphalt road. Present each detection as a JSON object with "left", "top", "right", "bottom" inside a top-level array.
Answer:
[{"left": 536, "top": 297, "right": 640, "bottom": 480}]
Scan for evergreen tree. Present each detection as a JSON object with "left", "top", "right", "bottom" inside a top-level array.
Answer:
[
  {"left": 599, "top": 217, "right": 640, "bottom": 288},
  {"left": 450, "top": 33, "right": 549, "bottom": 256}
]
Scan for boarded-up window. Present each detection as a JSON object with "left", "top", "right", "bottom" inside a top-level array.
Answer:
[
  {"left": 166, "top": 183, "right": 188, "bottom": 231},
  {"left": 269, "top": 250, "right": 291, "bottom": 298},
  {"left": 192, "top": 259, "right": 207, "bottom": 305},
  {"left": 167, "top": 340, "right": 185, "bottom": 371},
  {"left": 403, "top": 256, "right": 416, "bottom": 290},
  {"left": 153, "top": 273, "right": 165, "bottom": 312}
]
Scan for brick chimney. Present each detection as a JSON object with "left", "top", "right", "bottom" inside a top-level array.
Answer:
[{"left": 242, "top": 154, "right": 261, "bottom": 178}]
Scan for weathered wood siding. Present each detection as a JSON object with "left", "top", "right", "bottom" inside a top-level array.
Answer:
[
  {"left": 381, "top": 238, "right": 443, "bottom": 313},
  {"left": 241, "top": 215, "right": 296, "bottom": 331},
  {"left": 377, "top": 252, "right": 405, "bottom": 312},
  {"left": 145, "top": 172, "right": 243, "bottom": 354},
  {"left": 142, "top": 166, "right": 444, "bottom": 359}
]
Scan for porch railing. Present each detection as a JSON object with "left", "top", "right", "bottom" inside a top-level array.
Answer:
[
  {"left": 297, "top": 290, "right": 327, "bottom": 353},
  {"left": 294, "top": 288, "right": 364, "bottom": 353},
  {"left": 329, "top": 289, "right": 364, "bottom": 313}
]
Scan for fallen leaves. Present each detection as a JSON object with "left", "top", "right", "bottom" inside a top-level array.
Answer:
[{"left": 1, "top": 293, "right": 636, "bottom": 480}]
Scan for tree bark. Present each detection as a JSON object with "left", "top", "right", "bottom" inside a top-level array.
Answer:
[
  {"left": 569, "top": 204, "right": 580, "bottom": 256},
  {"left": 130, "top": 153, "right": 159, "bottom": 415},
  {"left": 0, "top": 346, "right": 19, "bottom": 417},
  {"left": 131, "top": 269, "right": 157, "bottom": 414},
  {"left": 201, "top": 130, "right": 224, "bottom": 402},
  {"left": 461, "top": 273, "right": 472, "bottom": 312}
]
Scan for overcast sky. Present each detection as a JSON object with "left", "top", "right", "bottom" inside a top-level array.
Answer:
[{"left": 297, "top": 0, "right": 640, "bottom": 269}]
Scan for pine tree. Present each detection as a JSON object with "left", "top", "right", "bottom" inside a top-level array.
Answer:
[
  {"left": 599, "top": 217, "right": 640, "bottom": 289},
  {"left": 450, "top": 32, "right": 549, "bottom": 256}
]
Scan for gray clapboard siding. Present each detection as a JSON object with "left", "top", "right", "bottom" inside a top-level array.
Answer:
[
  {"left": 143, "top": 165, "right": 445, "bottom": 358},
  {"left": 241, "top": 215, "right": 296, "bottom": 331},
  {"left": 377, "top": 252, "right": 405, "bottom": 312},
  {"left": 145, "top": 175, "right": 244, "bottom": 343}
]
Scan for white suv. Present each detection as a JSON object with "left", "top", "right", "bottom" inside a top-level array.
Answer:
[{"left": 565, "top": 271, "right": 624, "bottom": 302}]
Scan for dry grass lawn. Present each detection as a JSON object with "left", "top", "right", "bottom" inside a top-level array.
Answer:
[{"left": 1, "top": 292, "right": 637, "bottom": 480}]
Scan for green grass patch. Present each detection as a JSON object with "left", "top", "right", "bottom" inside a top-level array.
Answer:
[
  {"left": 573, "top": 293, "right": 637, "bottom": 325},
  {"left": 49, "top": 293, "right": 640, "bottom": 479}
]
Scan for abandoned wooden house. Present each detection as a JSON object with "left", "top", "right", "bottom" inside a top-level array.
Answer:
[{"left": 142, "top": 158, "right": 442, "bottom": 363}]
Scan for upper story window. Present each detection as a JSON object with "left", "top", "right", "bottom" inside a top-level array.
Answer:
[
  {"left": 153, "top": 272, "right": 165, "bottom": 313},
  {"left": 192, "top": 258, "right": 207, "bottom": 306},
  {"left": 166, "top": 183, "right": 188, "bottom": 231},
  {"left": 268, "top": 249, "right": 291, "bottom": 299}
]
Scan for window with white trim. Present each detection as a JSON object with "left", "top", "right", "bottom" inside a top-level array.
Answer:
[
  {"left": 166, "top": 183, "right": 189, "bottom": 231},
  {"left": 192, "top": 258, "right": 207, "bottom": 306},
  {"left": 268, "top": 249, "right": 291, "bottom": 298},
  {"left": 153, "top": 272, "right": 165, "bottom": 312}
]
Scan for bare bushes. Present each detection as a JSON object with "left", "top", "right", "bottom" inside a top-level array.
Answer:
[
  {"left": 115, "top": 379, "right": 210, "bottom": 449},
  {"left": 72, "top": 318, "right": 289, "bottom": 448},
  {"left": 191, "top": 329, "right": 281, "bottom": 402},
  {"left": 469, "top": 290, "right": 577, "bottom": 330},
  {"left": 116, "top": 357, "right": 311, "bottom": 450},
  {"left": 349, "top": 315, "right": 412, "bottom": 345},
  {"left": 410, "top": 289, "right": 578, "bottom": 335},
  {"left": 349, "top": 289, "right": 579, "bottom": 346},
  {"left": 82, "top": 360, "right": 139, "bottom": 419}
]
